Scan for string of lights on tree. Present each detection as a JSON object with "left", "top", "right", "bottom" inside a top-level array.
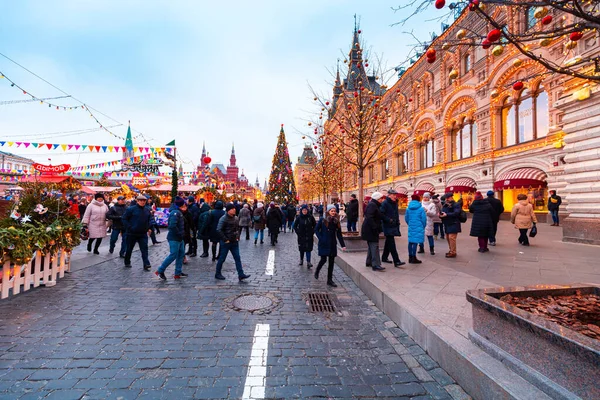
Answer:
[{"left": 265, "top": 125, "right": 297, "bottom": 204}]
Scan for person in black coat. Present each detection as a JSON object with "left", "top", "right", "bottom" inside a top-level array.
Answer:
[
  {"left": 486, "top": 191, "right": 504, "bottom": 245},
  {"left": 293, "top": 205, "right": 316, "bottom": 268},
  {"left": 208, "top": 201, "right": 226, "bottom": 260},
  {"left": 186, "top": 196, "right": 200, "bottom": 256},
  {"left": 469, "top": 191, "right": 494, "bottom": 253},
  {"left": 380, "top": 190, "right": 405, "bottom": 267},
  {"left": 314, "top": 205, "right": 346, "bottom": 287},
  {"left": 345, "top": 194, "right": 359, "bottom": 232},
  {"left": 266, "top": 203, "right": 283, "bottom": 245},
  {"left": 361, "top": 192, "right": 385, "bottom": 271},
  {"left": 548, "top": 190, "right": 562, "bottom": 226}
]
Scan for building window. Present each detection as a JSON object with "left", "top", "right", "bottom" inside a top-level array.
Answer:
[
  {"left": 420, "top": 140, "right": 435, "bottom": 169},
  {"left": 525, "top": 7, "right": 537, "bottom": 31},
  {"left": 6, "top": 163, "right": 12, "bottom": 170},
  {"left": 502, "top": 87, "right": 549, "bottom": 146},
  {"left": 464, "top": 54, "right": 472, "bottom": 74},
  {"left": 368, "top": 165, "right": 374, "bottom": 183},
  {"left": 451, "top": 121, "right": 476, "bottom": 160},
  {"left": 381, "top": 159, "right": 389, "bottom": 179}
]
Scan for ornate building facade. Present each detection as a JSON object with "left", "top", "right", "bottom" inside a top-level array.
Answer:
[
  {"left": 197, "top": 142, "right": 250, "bottom": 190},
  {"left": 329, "top": 6, "right": 599, "bottom": 243}
]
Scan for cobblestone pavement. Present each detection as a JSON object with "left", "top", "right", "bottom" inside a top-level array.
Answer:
[{"left": 0, "top": 231, "right": 470, "bottom": 399}]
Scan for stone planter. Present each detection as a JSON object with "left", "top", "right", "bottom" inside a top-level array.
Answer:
[{"left": 467, "top": 284, "right": 600, "bottom": 400}]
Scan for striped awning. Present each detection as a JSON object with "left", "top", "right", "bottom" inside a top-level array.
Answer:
[
  {"left": 394, "top": 186, "right": 409, "bottom": 196},
  {"left": 446, "top": 178, "right": 476, "bottom": 193},
  {"left": 494, "top": 168, "right": 547, "bottom": 190},
  {"left": 413, "top": 183, "right": 435, "bottom": 196}
]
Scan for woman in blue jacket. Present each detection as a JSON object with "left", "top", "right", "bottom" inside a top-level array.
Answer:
[
  {"left": 404, "top": 194, "right": 427, "bottom": 264},
  {"left": 314, "top": 204, "right": 346, "bottom": 287}
]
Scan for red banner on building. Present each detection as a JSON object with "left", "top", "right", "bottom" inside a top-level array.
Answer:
[{"left": 32, "top": 163, "right": 71, "bottom": 174}]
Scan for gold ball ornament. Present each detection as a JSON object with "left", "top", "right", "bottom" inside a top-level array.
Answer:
[
  {"left": 513, "top": 59, "right": 523, "bottom": 68},
  {"left": 533, "top": 6, "right": 548, "bottom": 19},
  {"left": 565, "top": 40, "right": 577, "bottom": 50},
  {"left": 490, "top": 89, "right": 499, "bottom": 98},
  {"left": 441, "top": 42, "right": 450, "bottom": 50},
  {"left": 448, "top": 69, "right": 459, "bottom": 80},
  {"left": 539, "top": 38, "right": 552, "bottom": 47},
  {"left": 491, "top": 45, "right": 504, "bottom": 57},
  {"left": 456, "top": 29, "right": 467, "bottom": 40}
]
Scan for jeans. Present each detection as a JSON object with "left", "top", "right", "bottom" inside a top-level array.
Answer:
[
  {"left": 489, "top": 221, "right": 498, "bottom": 243},
  {"left": 408, "top": 242, "right": 418, "bottom": 257},
  {"left": 382, "top": 235, "right": 401, "bottom": 263},
  {"left": 158, "top": 240, "right": 185, "bottom": 275},
  {"left": 366, "top": 241, "right": 381, "bottom": 267},
  {"left": 300, "top": 251, "right": 312, "bottom": 263},
  {"left": 477, "top": 237, "right": 488, "bottom": 250},
  {"left": 239, "top": 226, "right": 250, "bottom": 240},
  {"left": 124, "top": 234, "right": 150, "bottom": 267},
  {"left": 109, "top": 227, "right": 127, "bottom": 255},
  {"left": 346, "top": 220, "right": 357, "bottom": 232},
  {"left": 426, "top": 235, "right": 434, "bottom": 247},
  {"left": 446, "top": 233, "right": 458, "bottom": 254},
  {"left": 254, "top": 229, "right": 264, "bottom": 242},
  {"left": 518, "top": 229, "right": 529, "bottom": 245},
  {"left": 287, "top": 219, "right": 293, "bottom": 229},
  {"left": 201, "top": 239, "right": 209, "bottom": 254},
  {"left": 433, "top": 222, "right": 445, "bottom": 238},
  {"left": 215, "top": 241, "right": 246, "bottom": 277},
  {"left": 550, "top": 210, "right": 559, "bottom": 224}
]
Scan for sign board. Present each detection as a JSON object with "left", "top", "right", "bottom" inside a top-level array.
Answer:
[
  {"left": 132, "top": 176, "right": 149, "bottom": 188},
  {"left": 122, "top": 158, "right": 164, "bottom": 174},
  {"left": 32, "top": 163, "right": 71, "bottom": 174}
]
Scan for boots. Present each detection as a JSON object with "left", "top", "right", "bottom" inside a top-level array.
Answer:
[
  {"left": 417, "top": 244, "right": 425, "bottom": 254},
  {"left": 87, "top": 240, "right": 93, "bottom": 252},
  {"left": 408, "top": 256, "right": 422, "bottom": 264},
  {"left": 299, "top": 260, "right": 303, "bottom": 266},
  {"left": 327, "top": 267, "right": 337, "bottom": 287},
  {"left": 254, "top": 238, "right": 257, "bottom": 245},
  {"left": 430, "top": 246, "right": 435, "bottom": 255},
  {"left": 314, "top": 267, "right": 320, "bottom": 280}
]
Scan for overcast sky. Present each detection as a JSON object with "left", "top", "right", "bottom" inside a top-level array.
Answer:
[{"left": 0, "top": 1, "right": 439, "bottom": 182}]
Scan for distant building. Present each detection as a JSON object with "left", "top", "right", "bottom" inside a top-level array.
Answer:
[
  {"left": 294, "top": 144, "right": 317, "bottom": 202},
  {"left": 197, "top": 142, "right": 251, "bottom": 190},
  {"left": 0, "top": 151, "right": 35, "bottom": 193}
]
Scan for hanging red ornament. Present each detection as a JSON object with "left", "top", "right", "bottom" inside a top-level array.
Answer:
[
  {"left": 435, "top": 0, "right": 445, "bottom": 9},
  {"left": 487, "top": 29, "right": 502, "bottom": 43},
  {"left": 203, "top": 156, "right": 212, "bottom": 164},
  {"left": 481, "top": 39, "right": 492, "bottom": 49},
  {"left": 325, "top": 101, "right": 330, "bottom": 105},
  {"left": 313, "top": 145, "right": 318, "bottom": 149},
  {"left": 513, "top": 81, "right": 524, "bottom": 91},
  {"left": 358, "top": 30, "right": 361, "bottom": 34},
  {"left": 541, "top": 15, "right": 553, "bottom": 25},
  {"left": 570, "top": 31, "right": 583, "bottom": 41},
  {"left": 409, "top": 98, "right": 413, "bottom": 102},
  {"left": 426, "top": 48, "right": 436, "bottom": 58},
  {"left": 427, "top": 56, "right": 436, "bottom": 64},
  {"left": 354, "top": 91, "right": 359, "bottom": 97},
  {"left": 468, "top": 0, "right": 479, "bottom": 11}
]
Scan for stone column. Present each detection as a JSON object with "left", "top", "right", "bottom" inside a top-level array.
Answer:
[{"left": 556, "top": 85, "right": 600, "bottom": 245}]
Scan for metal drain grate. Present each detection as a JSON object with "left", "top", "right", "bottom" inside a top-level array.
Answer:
[{"left": 307, "top": 292, "right": 336, "bottom": 313}]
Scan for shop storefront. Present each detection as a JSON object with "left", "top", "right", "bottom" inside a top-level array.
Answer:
[
  {"left": 446, "top": 178, "right": 477, "bottom": 210},
  {"left": 413, "top": 183, "right": 435, "bottom": 197},
  {"left": 494, "top": 168, "right": 548, "bottom": 221},
  {"left": 394, "top": 186, "right": 409, "bottom": 209}
]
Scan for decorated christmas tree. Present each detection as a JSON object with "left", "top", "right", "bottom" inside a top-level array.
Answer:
[{"left": 266, "top": 125, "right": 297, "bottom": 205}]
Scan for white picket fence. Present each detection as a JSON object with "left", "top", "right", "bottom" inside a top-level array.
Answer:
[{"left": 0, "top": 249, "right": 71, "bottom": 299}]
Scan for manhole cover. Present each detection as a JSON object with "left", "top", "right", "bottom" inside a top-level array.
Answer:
[{"left": 233, "top": 295, "right": 273, "bottom": 311}]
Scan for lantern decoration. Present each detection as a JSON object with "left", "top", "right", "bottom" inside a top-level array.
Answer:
[
  {"left": 481, "top": 39, "right": 492, "bottom": 49},
  {"left": 435, "top": 0, "right": 445, "bottom": 9},
  {"left": 513, "top": 59, "right": 523, "bottom": 68},
  {"left": 565, "top": 40, "right": 577, "bottom": 50},
  {"left": 513, "top": 81, "right": 524, "bottom": 91},
  {"left": 490, "top": 89, "right": 499, "bottom": 99},
  {"left": 569, "top": 31, "right": 583, "bottom": 42},
  {"left": 456, "top": 29, "right": 467, "bottom": 40},
  {"left": 492, "top": 45, "right": 504, "bottom": 57},
  {"left": 441, "top": 42, "right": 450, "bottom": 50},
  {"left": 541, "top": 15, "right": 553, "bottom": 25},
  {"left": 203, "top": 156, "right": 212, "bottom": 164},
  {"left": 533, "top": 6, "right": 548, "bottom": 19},
  {"left": 448, "top": 69, "right": 459, "bottom": 80},
  {"left": 539, "top": 38, "right": 552, "bottom": 47},
  {"left": 487, "top": 29, "right": 502, "bottom": 43},
  {"left": 468, "top": 0, "right": 479, "bottom": 11}
]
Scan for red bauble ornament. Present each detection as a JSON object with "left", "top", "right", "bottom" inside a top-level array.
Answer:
[
  {"left": 426, "top": 48, "right": 436, "bottom": 58},
  {"left": 325, "top": 101, "right": 329, "bottom": 105},
  {"left": 487, "top": 29, "right": 502, "bottom": 43},
  {"left": 358, "top": 30, "right": 362, "bottom": 34},
  {"left": 435, "top": 0, "right": 445, "bottom": 9},
  {"left": 481, "top": 39, "right": 492, "bottom": 49},
  {"left": 541, "top": 15, "right": 553, "bottom": 25},
  {"left": 313, "top": 145, "right": 318, "bottom": 149},
  {"left": 409, "top": 98, "right": 413, "bottom": 102},
  {"left": 203, "top": 156, "right": 212, "bottom": 164},
  {"left": 365, "top": 63, "right": 369, "bottom": 67},
  {"left": 570, "top": 31, "right": 583, "bottom": 41},
  {"left": 468, "top": 0, "right": 479, "bottom": 11},
  {"left": 513, "top": 81, "right": 524, "bottom": 91},
  {"left": 353, "top": 91, "right": 359, "bottom": 97},
  {"left": 427, "top": 56, "right": 436, "bottom": 64}
]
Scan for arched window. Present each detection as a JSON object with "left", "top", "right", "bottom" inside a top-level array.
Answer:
[
  {"left": 395, "top": 152, "right": 407, "bottom": 175},
  {"left": 451, "top": 120, "right": 476, "bottom": 160},
  {"left": 501, "top": 87, "right": 550, "bottom": 146},
  {"left": 502, "top": 96, "right": 517, "bottom": 146},
  {"left": 420, "top": 140, "right": 435, "bottom": 169},
  {"left": 368, "top": 165, "right": 374, "bottom": 183},
  {"left": 381, "top": 159, "right": 389, "bottom": 179},
  {"left": 536, "top": 89, "right": 549, "bottom": 138},
  {"left": 464, "top": 54, "right": 472, "bottom": 74}
]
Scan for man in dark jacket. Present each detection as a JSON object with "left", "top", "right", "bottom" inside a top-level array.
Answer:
[
  {"left": 548, "top": 190, "right": 562, "bottom": 226},
  {"left": 214, "top": 203, "right": 251, "bottom": 281},
  {"left": 286, "top": 203, "right": 296, "bottom": 231},
  {"left": 440, "top": 193, "right": 462, "bottom": 258},
  {"left": 107, "top": 196, "right": 128, "bottom": 257},
  {"left": 486, "top": 191, "right": 504, "bottom": 245},
  {"left": 361, "top": 192, "right": 385, "bottom": 271},
  {"left": 345, "top": 194, "right": 359, "bottom": 232},
  {"left": 155, "top": 197, "right": 187, "bottom": 280},
  {"left": 122, "top": 195, "right": 154, "bottom": 270},
  {"left": 186, "top": 196, "right": 200, "bottom": 256},
  {"left": 380, "top": 190, "right": 405, "bottom": 267},
  {"left": 196, "top": 199, "right": 211, "bottom": 257}
]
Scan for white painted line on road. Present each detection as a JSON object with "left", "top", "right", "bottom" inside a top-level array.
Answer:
[
  {"left": 265, "top": 250, "right": 275, "bottom": 276},
  {"left": 242, "top": 323, "right": 270, "bottom": 400}
]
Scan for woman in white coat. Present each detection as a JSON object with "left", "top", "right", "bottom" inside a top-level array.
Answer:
[
  {"left": 420, "top": 192, "right": 439, "bottom": 255},
  {"left": 82, "top": 193, "right": 109, "bottom": 254}
]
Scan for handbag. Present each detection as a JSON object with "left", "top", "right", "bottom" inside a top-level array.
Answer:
[{"left": 529, "top": 223, "right": 537, "bottom": 238}]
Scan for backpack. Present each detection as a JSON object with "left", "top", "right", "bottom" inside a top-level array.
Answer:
[
  {"left": 197, "top": 211, "right": 212, "bottom": 236},
  {"left": 458, "top": 209, "right": 468, "bottom": 223},
  {"left": 253, "top": 214, "right": 261, "bottom": 223}
]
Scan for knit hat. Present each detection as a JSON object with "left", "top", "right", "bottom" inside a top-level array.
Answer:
[
  {"left": 411, "top": 194, "right": 420, "bottom": 201},
  {"left": 243, "top": 203, "right": 249, "bottom": 208},
  {"left": 174, "top": 196, "right": 185, "bottom": 207},
  {"left": 214, "top": 200, "right": 224, "bottom": 210},
  {"left": 257, "top": 202, "right": 264, "bottom": 208},
  {"left": 474, "top": 191, "right": 483, "bottom": 200},
  {"left": 423, "top": 192, "right": 431, "bottom": 199},
  {"left": 300, "top": 204, "right": 308, "bottom": 210},
  {"left": 225, "top": 203, "right": 236, "bottom": 212},
  {"left": 326, "top": 204, "right": 336, "bottom": 212},
  {"left": 487, "top": 190, "right": 494, "bottom": 197},
  {"left": 371, "top": 192, "right": 383, "bottom": 200},
  {"left": 188, "top": 195, "right": 195, "bottom": 202}
]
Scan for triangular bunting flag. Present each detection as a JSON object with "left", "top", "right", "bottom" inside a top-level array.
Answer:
[
  {"left": 75, "top": 145, "right": 81, "bottom": 150},
  {"left": 81, "top": 145, "right": 87, "bottom": 150},
  {"left": 8, "top": 142, "right": 14, "bottom": 147},
  {"left": 89, "top": 146, "right": 95, "bottom": 152},
  {"left": 0, "top": 142, "right": 5, "bottom": 147},
  {"left": 24, "top": 143, "right": 31, "bottom": 148},
  {"left": 53, "top": 144, "right": 59, "bottom": 149},
  {"left": 46, "top": 144, "right": 52, "bottom": 149},
  {"left": 108, "top": 146, "right": 114, "bottom": 152},
  {"left": 16, "top": 142, "right": 22, "bottom": 147},
  {"left": 61, "top": 144, "right": 67, "bottom": 151},
  {"left": 68, "top": 144, "right": 73, "bottom": 150}
]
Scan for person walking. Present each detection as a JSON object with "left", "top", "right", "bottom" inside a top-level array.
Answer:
[
  {"left": 486, "top": 191, "right": 504, "bottom": 246},
  {"left": 381, "top": 189, "right": 405, "bottom": 267},
  {"left": 440, "top": 193, "right": 462, "bottom": 258},
  {"left": 345, "top": 194, "right": 359, "bottom": 232},
  {"left": 286, "top": 203, "right": 296, "bottom": 232},
  {"left": 208, "top": 201, "right": 226, "bottom": 260},
  {"left": 196, "top": 199, "right": 211, "bottom": 257},
  {"left": 266, "top": 202, "right": 283, "bottom": 246},
  {"left": 548, "top": 190, "right": 562, "bottom": 227},
  {"left": 181, "top": 204, "right": 193, "bottom": 265},
  {"left": 431, "top": 194, "right": 445, "bottom": 240},
  {"left": 314, "top": 204, "right": 346, "bottom": 287},
  {"left": 107, "top": 195, "right": 128, "bottom": 257},
  {"left": 253, "top": 202, "right": 266, "bottom": 244},
  {"left": 82, "top": 193, "right": 109, "bottom": 254},
  {"left": 238, "top": 203, "right": 252, "bottom": 240},
  {"left": 511, "top": 194, "right": 537, "bottom": 246},
  {"left": 361, "top": 192, "right": 385, "bottom": 271},
  {"left": 155, "top": 197, "right": 187, "bottom": 281},
  {"left": 469, "top": 191, "right": 495, "bottom": 253},
  {"left": 214, "top": 204, "right": 251, "bottom": 281},
  {"left": 405, "top": 194, "right": 427, "bottom": 264},
  {"left": 421, "top": 193, "right": 438, "bottom": 255},
  {"left": 78, "top": 198, "right": 88, "bottom": 222},
  {"left": 294, "top": 204, "right": 316, "bottom": 268},
  {"left": 147, "top": 198, "right": 161, "bottom": 242},
  {"left": 186, "top": 196, "right": 200, "bottom": 257},
  {"left": 122, "top": 195, "right": 154, "bottom": 270}
]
